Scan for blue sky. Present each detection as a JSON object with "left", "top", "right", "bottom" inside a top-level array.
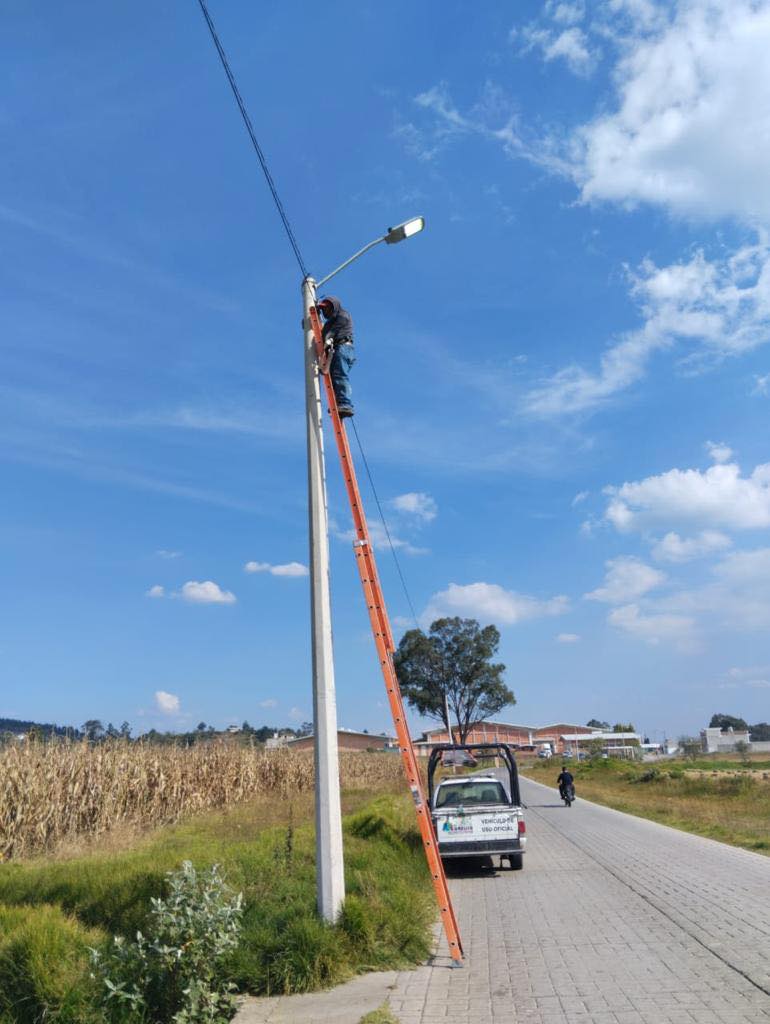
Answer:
[{"left": 3, "top": 0, "right": 770, "bottom": 741}]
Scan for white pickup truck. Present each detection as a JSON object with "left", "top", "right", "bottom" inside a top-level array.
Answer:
[{"left": 428, "top": 743, "right": 526, "bottom": 870}]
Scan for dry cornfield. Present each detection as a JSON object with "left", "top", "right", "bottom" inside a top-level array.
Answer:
[{"left": 0, "top": 740, "right": 405, "bottom": 860}]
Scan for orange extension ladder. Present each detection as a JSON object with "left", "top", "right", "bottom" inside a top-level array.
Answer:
[{"left": 308, "top": 305, "right": 464, "bottom": 964}]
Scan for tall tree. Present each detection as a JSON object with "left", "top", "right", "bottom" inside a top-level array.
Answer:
[
  {"left": 586, "top": 719, "right": 610, "bottom": 730},
  {"left": 709, "top": 713, "right": 748, "bottom": 731},
  {"left": 394, "top": 617, "right": 514, "bottom": 743},
  {"left": 82, "top": 719, "right": 104, "bottom": 741}
]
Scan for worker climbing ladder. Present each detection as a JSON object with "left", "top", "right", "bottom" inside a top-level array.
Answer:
[{"left": 308, "top": 304, "right": 464, "bottom": 964}]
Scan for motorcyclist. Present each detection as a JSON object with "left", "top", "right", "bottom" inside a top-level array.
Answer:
[{"left": 557, "top": 766, "right": 575, "bottom": 800}]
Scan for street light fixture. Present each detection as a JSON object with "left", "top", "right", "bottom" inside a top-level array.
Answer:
[
  {"left": 303, "top": 217, "right": 425, "bottom": 923},
  {"left": 384, "top": 216, "right": 425, "bottom": 244},
  {"left": 316, "top": 215, "right": 425, "bottom": 288}
]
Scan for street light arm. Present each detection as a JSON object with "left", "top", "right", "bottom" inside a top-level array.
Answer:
[
  {"left": 315, "top": 235, "right": 386, "bottom": 289},
  {"left": 314, "top": 216, "right": 425, "bottom": 290}
]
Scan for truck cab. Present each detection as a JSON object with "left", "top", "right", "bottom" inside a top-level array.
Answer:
[{"left": 428, "top": 743, "right": 526, "bottom": 870}]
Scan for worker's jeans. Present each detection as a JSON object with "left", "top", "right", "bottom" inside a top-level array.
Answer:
[{"left": 330, "top": 344, "right": 355, "bottom": 412}]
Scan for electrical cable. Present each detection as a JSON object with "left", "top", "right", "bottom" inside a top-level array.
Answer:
[
  {"left": 349, "top": 419, "right": 421, "bottom": 631},
  {"left": 196, "top": 3, "right": 418, "bottom": 628},
  {"left": 196, "top": 0, "right": 310, "bottom": 280}
]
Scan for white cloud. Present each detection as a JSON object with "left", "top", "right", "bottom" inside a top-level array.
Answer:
[
  {"left": 390, "top": 492, "right": 438, "bottom": 522},
  {"left": 519, "top": 25, "right": 598, "bottom": 76},
  {"left": 145, "top": 584, "right": 165, "bottom": 599},
  {"left": 706, "top": 441, "right": 734, "bottom": 464},
  {"left": 422, "top": 581, "right": 568, "bottom": 627},
  {"left": 244, "top": 560, "right": 309, "bottom": 577},
  {"left": 178, "top": 580, "right": 236, "bottom": 605},
  {"left": 154, "top": 690, "right": 180, "bottom": 715},
  {"left": 270, "top": 562, "right": 309, "bottom": 577},
  {"left": 572, "top": 490, "right": 589, "bottom": 506},
  {"left": 604, "top": 0, "right": 664, "bottom": 32},
  {"left": 548, "top": 1, "right": 585, "bottom": 26},
  {"left": 754, "top": 372, "right": 770, "bottom": 394},
  {"left": 557, "top": 632, "right": 581, "bottom": 643},
  {"left": 574, "top": 0, "right": 770, "bottom": 224},
  {"left": 331, "top": 518, "right": 427, "bottom": 556},
  {"left": 391, "top": 615, "right": 414, "bottom": 629},
  {"left": 398, "top": 81, "right": 572, "bottom": 176},
  {"left": 288, "top": 707, "right": 306, "bottom": 723},
  {"left": 605, "top": 459, "right": 770, "bottom": 533},
  {"left": 369, "top": 520, "right": 428, "bottom": 555},
  {"left": 713, "top": 546, "right": 770, "bottom": 585},
  {"left": 259, "top": 698, "right": 278, "bottom": 708},
  {"left": 524, "top": 244, "right": 770, "bottom": 416},
  {"left": 720, "top": 665, "right": 770, "bottom": 688},
  {"left": 654, "top": 547, "right": 770, "bottom": 632},
  {"left": 607, "top": 603, "right": 697, "bottom": 649},
  {"left": 585, "top": 556, "right": 665, "bottom": 604},
  {"left": 728, "top": 664, "right": 770, "bottom": 681},
  {"left": 156, "top": 549, "right": 182, "bottom": 560},
  {"left": 651, "top": 530, "right": 732, "bottom": 563}
]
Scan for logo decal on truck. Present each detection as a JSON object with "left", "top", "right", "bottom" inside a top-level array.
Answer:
[{"left": 442, "top": 818, "right": 473, "bottom": 834}]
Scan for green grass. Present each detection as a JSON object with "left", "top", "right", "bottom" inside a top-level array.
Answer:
[
  {"left": 523, "top": 756, "right": 770, "bottom": 854},
  {"left": 359, "top": 1003, "right": 400, "bottom": 1024},
  {"left": 0, "top": 794, "right": 434, "bottom": 1022},
  {"left": 0, "top": 905, "right": 102, "bottom": 1024}
]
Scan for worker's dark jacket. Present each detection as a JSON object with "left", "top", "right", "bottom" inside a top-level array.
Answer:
[
  {"left": 557, "top": 771, "right": 574, "bottom": 787},
  {"left": 320, "top": 296, "right": 354, "bottom": 345}
]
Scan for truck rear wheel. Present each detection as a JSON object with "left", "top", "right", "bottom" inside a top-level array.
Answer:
[{"left": 507, "top": 854, "right": 523, "bottom": 871}]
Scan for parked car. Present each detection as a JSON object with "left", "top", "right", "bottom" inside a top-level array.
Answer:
[
  {"left": 428, "top": 743, "right": 526, "bottom": 871},
  {"left": 537, "top": 749, "right": 552, "bottom": 759}
]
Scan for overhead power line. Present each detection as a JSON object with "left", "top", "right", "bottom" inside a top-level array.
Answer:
[{"left": 196, "top": 0, "right": 310, "bottom": 279}]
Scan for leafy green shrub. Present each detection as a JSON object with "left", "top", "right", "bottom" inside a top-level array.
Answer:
[{"left": 90, "top": 861, "right": 243, "bottom": 1024}]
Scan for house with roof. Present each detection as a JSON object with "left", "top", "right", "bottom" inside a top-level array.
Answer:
[{"left": 413, "top": 720, "right": 598, "bottom": 757}]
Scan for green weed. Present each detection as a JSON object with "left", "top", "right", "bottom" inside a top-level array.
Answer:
[
  {"left": 0, "top": 904, "right": 102, "bottom": 1024},
  {"left": 0, "top": 795, "right": 433, "bottom": 1021}
]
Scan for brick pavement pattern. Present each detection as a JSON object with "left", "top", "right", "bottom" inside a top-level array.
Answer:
[{"left": 387, "top": 777, "right": 770, "bottom": 1024}]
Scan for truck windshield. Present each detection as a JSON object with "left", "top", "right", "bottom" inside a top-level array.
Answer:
[{"left": 435, "top": 780, "right": 507, "bottom": 808}]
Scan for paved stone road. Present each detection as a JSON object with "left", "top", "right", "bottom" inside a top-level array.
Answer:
[{"left": 387, "top": 777, "right": 770, "bottom": 1024}]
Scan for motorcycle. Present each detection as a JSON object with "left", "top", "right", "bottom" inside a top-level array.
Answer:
[{"left": 561, "top": 783, "right": 575, "bottom": 807}]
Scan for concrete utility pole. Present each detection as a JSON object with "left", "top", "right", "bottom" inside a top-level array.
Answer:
[{"left": 302, "top": 275, "right": 345, "bottom": 922}]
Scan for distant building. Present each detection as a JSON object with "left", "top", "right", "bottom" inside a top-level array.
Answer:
[
  {"left": 265, "top": 731, "right": 292, "bottom": 750},
  {"left": 701, "top": 726, "right": 751, "bottom": 753},
  {"left": 413, "top": 721, "right": 597, "bottom": 757},
  {"left": 279, "top": 729, "right": 397, "bottom": 753},
  {"left": 561, "top": 731, "right": 642, "bottom": 759}
]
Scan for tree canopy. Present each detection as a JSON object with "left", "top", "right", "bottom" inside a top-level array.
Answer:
[
  {"left": 586, "top": 719, "right": 610, "bottom": 730},
  {"left": 709, "top": 713, "right": 748, "bottom": 731},
  {"left": 393, "top": 617, "right": 514, "bottom": 743}
]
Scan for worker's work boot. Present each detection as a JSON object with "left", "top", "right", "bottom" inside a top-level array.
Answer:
[{"left": 338, "top": 407, "right": 354, "bottom": 419}]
